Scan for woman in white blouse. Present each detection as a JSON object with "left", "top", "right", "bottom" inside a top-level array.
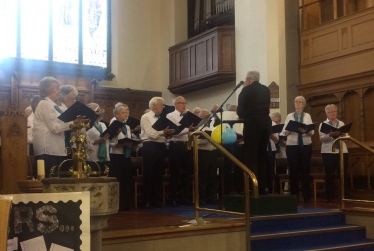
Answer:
[
  {"left": 319, "top": 104, "right": 349, "bottom": 202},
  {"left": 86, "top": 103, "right": 111, "bottom": 175},
  {"left": 282, "top": 96, "right": 314, "bottom": 203},
  {"left": 33, "top": 77, "right": 74, "bottom": 177},
  {"left": 109, "top": 104, "right": 133, "bottom": 210}
]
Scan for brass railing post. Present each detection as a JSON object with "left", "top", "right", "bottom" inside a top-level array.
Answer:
[
  {"left": 332, "top": 136, "right": 374, "bottom": 210},
  {"left": 188, "top": 131, "right": 257, "bottom": 251}
]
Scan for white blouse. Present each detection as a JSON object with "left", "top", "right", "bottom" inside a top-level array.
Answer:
[
  {"left": 282, "top": 112, "right": 314, "bottom": 146},
  {"left": 33, "top": 97, "right": 71, "bottom": 156},
  {"left": 109, "top": 119, "right": 131, "bottom": 154},
  {"left": 319, "top": 119, "right": 348, "bottom": 154},
  {"left": 140, "top": 111, "right": 165, "bottom": 143},
  {"left": 86, "top": 122, "right": 111, "bottom": 161}
]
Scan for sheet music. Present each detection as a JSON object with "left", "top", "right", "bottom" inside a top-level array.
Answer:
[
  {"left": 20, "top": 236, "right": 47, "bottom": 251},
  {"left": 50, "top": 243, "right": 74, "bottom": 251}
]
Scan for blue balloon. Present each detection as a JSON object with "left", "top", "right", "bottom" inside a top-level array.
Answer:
[{"left": 222, "top": 127, "right": 237, "bottom": 144}]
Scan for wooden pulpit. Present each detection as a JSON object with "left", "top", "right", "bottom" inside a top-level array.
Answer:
[{"left": 0, "top": 108, "right": 28, "bottom": 194}]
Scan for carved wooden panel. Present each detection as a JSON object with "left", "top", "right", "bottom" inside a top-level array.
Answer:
[
  {"left": 342, "top": 91, "right": 362, "bottom": 141},
  {"left": 0, "top": 108, "right": 28, "bottom": 194},
  {"left": 300, "top": 8, "right": 374, "bottom": 86},
  {"left": 168, "top": 26, "right": 235, "bottom": 94},
  {"left": 0, "top": 72, "right": 161, "bottom": 194}
]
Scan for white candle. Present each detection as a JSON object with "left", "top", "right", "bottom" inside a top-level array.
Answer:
[{"left": 37, "top": 160, "right": 45, "bottom": 176}]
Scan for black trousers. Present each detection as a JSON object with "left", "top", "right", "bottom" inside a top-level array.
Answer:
[
  {"left": 142, "top": 141, "right": 167, "bottom": 204},
  {"left": 169, "top": 141, "right": 193, "bottom": 202},
  {"left": 110, "top": 154, "right": 133, "bottom": 210},
  {"left": 198, "top": 149, "right": 219, "bottom": 202},
  {"left": 322, "top": 153, "right": 349, "bottom": 201},
  {"left": 243, "top": 115, "right": 272, "bottom": 194},
  {"left": 222, "top": 143, "right": 245, "bottom": 195},
  {"left": 286, "top": 144, "right": 312, "bottom": 201},
  {"left": 35, "top": 154, "right": 67, "bottom": 178}
]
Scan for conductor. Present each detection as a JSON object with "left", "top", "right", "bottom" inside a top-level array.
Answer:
[{"left": 237, "top": 70, "right": 271, "bottom": 194}]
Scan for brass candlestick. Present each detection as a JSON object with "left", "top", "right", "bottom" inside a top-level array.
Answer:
[{"left": 50, "top": 116, "right": 109, "bottom": 178}]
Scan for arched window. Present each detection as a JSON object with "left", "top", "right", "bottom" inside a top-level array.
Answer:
[{"left": 0, "top": 0, "right": 113, "bottom": 80}]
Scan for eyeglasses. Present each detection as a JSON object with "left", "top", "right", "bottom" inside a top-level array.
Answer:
[{"left": 176, "top": 102, "right": 187, "bottom": 105}]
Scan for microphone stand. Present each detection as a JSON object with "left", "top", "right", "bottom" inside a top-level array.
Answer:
[
  {"left": 199, "top": 82, "right": 243, "bottom": 210},
  {"left": 200, "top": 82, "right": 243, "bottom": 132}
]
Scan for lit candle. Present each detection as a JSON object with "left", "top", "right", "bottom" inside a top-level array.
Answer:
[{"left": 37, "top": 160, "right": 45, "bottom": 177}]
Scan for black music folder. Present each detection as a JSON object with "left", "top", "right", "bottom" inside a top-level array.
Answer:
[
  {"left": 320, "top": 122, "right": 352, "bottom": 135},
  {"left": 160, "top": 104, "right": 175, "bottom": 117},
  {"left": 118, "top": 137, "right": 141, "bottom": 145},
  {"left": 179, "top": 111, "right": 201, "bottom": 127},
  {"left": 58, "top": 101, "right": 100, "bottom": 127},
  {"left": 271, "top": 124, "right": 285, "bottom": 134},
  {"left": 285, "top": 120, "right": 318, "bottom": 134},
  {"left": 100, "top": 120, "right": 126, "bottom": 140},
  {"left": 125, "top": 116, "right": 140, "bottom": 129},
  {"left": 152, "top": 117, "right": 185, "bottom": 135}
]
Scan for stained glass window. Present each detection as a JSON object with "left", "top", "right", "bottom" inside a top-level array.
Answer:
[
  {"left": 20, "top": 0, "right": 50, "bottom": 60},
  {"left": 0, "top": 0, "right": 17, "bottom": 60},
  {"left": 0, "top": 0, "right": 110, "bottom": 78},
  {"left": 52, "top": 0, "right": 80, "bottom": 64},
  {"left": 82, "top": 0, "right": 107, "bottom": 67}
]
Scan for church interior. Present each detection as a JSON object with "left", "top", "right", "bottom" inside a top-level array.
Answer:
[{"left": 1, "top": 0, "right": 374, "bottom": 250}]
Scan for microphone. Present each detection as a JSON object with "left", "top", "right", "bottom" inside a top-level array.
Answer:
[{"left": 234, "top": 81, "right": 244, "bottom": 90}]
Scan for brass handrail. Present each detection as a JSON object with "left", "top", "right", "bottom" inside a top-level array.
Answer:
[
  {"left": 332, "top": 136, "right": 374, "bottom": 210},
  {"left": 187, "top": 131, "right": 258, "bottom": 251}
]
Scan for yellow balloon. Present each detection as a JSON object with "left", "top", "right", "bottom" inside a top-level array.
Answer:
[{"left": 211, "top": 124, "right": 226, "bottom": 143}]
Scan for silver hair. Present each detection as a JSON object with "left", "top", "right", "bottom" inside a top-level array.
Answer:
[
  {"left": 173, "top": 96, "right": 184, "bottom": 105},
  {"left": 246, "top": 71, "right": 260, "bottom": 82},
  {"left": 87, "top": 103, "right": 99, "bottom": 110},
  {"left": 193, "top": 107, "right": 201, "bottom": 113},
  {"left": 115, "top": 102, "right": 124, "bottom": 108},
  {"left": 113, "top": 103, "right": 128, "bottom": 116},
  {"left": 39, "top": 77, "right": 60, "bottom": 98},
  {"left": 325, "top": 104, "right": 338, "bottom": 114},
  {"left": 294, "top": 96, "right": 306, "bottom": 107},
  {"left": 149, "top": 97, "right": 164, "bottom": 109},
  {"left": 200, "top": 109, "right": 210, "bottom": 117},
  {"left": 60, "top": 85, "right": 78, "bottom": 100},
  {"left": 271, "top": 112, "right": 282, "bottom": 121}
]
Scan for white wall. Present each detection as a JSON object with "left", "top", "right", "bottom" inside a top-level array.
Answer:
[
  {"left": 102, "top": 0, "right": 186, "bottom": 96},
  {"left": 235, "top": 0, "right": 287, "bottom": 117},
  {"left": 104, "top": 0, "right": 288, "bottom": 115},
  {"left": 182, "top": 81, "right": 237, "bottom": 112}
]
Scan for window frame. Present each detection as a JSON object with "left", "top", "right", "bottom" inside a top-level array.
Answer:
[{"left": 0, "top": 0, "right": 113, "bottom": 80}]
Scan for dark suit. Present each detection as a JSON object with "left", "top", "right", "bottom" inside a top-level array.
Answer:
[{"left": 237, "top": 81, "right": 271, "bottom": 193}]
